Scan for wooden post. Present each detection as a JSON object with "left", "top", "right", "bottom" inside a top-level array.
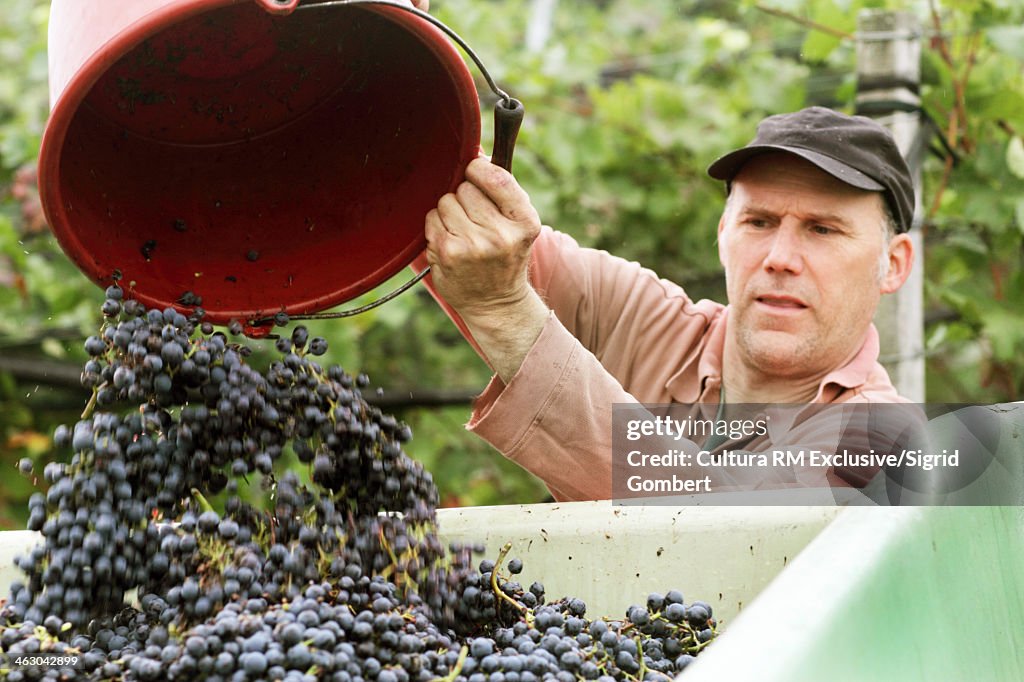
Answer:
[{"left": 856, "top": 10, "right": 925, "bottom": 402}]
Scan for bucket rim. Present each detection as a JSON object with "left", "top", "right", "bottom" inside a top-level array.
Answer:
[{"left": 38, "top": 0, "right": 483, "bottom": 325}]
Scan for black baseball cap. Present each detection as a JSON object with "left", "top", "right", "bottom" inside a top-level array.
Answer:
[{"left": 707, "top": 107, "right": 915, "bottom": 233}]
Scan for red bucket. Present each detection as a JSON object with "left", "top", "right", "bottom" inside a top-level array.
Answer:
[{"left": 39, "top": 0, "right": 516, "bottom": 328}]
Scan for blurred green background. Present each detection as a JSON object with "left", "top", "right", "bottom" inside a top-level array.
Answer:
[{"left": 2, "top": 0, "right": 1023, "bottom": 525}]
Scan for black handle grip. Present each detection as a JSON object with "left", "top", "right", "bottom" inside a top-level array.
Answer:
[{"left": 491, "top": 98, "right": 524, "bottom": 172}]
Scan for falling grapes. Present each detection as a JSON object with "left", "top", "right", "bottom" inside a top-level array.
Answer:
[{"left": 0, "top": 288, "right": 718, "bottom": 680}]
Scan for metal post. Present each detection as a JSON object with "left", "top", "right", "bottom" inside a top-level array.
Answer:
[
  {"left": 856, "top": 10, "right": 925, "bottom": 402},
  {"left": 525, "top": 0, "right": 558, "bottom": 53}
]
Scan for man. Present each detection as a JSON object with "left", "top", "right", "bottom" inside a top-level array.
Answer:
[{"left": 418, "top": 107, "right": 915, "bottom": 501}]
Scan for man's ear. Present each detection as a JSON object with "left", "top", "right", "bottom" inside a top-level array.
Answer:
[{"left": 881, "top": 233, "right": 914, "bottom": 294}]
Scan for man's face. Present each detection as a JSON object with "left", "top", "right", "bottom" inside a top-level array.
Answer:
[{"left": 717, "top": 152, "right": 909, "bottom": 381}]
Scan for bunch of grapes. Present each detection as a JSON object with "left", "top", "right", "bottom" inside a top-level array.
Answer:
[{"left": 0, "top": 287, "right": 717, "bottom": 680}]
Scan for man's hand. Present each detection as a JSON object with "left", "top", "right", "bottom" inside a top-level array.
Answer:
[
  {"left": 425, "top": 156, "right": 541, "bottom": 315},
  {"left": 410, "top": 0, "right": 429, "bottom": 10},
  {"left": 425, "top": 156, "right": 549, "bottom": 383}
]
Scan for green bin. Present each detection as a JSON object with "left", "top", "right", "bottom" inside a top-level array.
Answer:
[{"left": 437, "top": 503, "right": 1024, "bottom": 682}]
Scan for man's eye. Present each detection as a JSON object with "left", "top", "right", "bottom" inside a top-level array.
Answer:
[
  {"left": 812, "top": 224, "right": 834, "bottom": 235},
  {"left": 746, "top": 218, "right": 769, "bottom": 228}
]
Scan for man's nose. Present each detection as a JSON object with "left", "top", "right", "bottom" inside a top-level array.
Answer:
[{"left": 761, "top": 223, "right": 805, "bottom": 275}]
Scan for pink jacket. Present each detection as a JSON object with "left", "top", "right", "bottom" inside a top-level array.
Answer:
[{"left": 415, "top": 227, "right": 905, "bottom": 501}]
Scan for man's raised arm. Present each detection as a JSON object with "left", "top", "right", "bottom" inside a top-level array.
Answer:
[{"left": 423, "top": 156, "right": 549, "bottom": 384}]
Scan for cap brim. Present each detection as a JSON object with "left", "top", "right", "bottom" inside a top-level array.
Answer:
[{"left": 707, "top": 145, "right": 886, "bottom": 192}]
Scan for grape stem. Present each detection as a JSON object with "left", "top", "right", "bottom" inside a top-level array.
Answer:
[
  {"left": 80, "top": 383, "right": 102, "bottom": 419},
  {"left": 678, "top": 621, "right": 716, "bottom": 654},
  {"left": 490, "top": 542, "right": 527, "bottom": 615},
  {"left": 634, "top": 635, "right": 648, "bottom": 679},
  {"left": 191, "top": 488, "right": 215, "bottom": 514},
  {"left": 690, "top": 634, "right": 716, "bottom": 654},
  {"left": 433, "top": 644, "right": 468, "bottom": 682}
]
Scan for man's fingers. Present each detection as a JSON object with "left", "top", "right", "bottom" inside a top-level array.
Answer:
[
  {"left": 454, "top": 179, "right": 502, "bottom": 227},
  {"left": 464, "top": 157, "right": 536, "bottom": 224},
  {"left": 424, "top": 208, "right": 443, "bottom": 244},
  {"left": 436, "top": 191, "right": 473, "bottom": 237},
  {"left": 425, "top": 205, "right": 470, "bottom": 270},
  {"left": 424, "top": 209, "right": 449, "bottom": 261}
]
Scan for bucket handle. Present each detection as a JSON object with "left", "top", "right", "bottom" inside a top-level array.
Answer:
[{"left": 246, "top": 0, "right": 524, "bottom": 333}]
